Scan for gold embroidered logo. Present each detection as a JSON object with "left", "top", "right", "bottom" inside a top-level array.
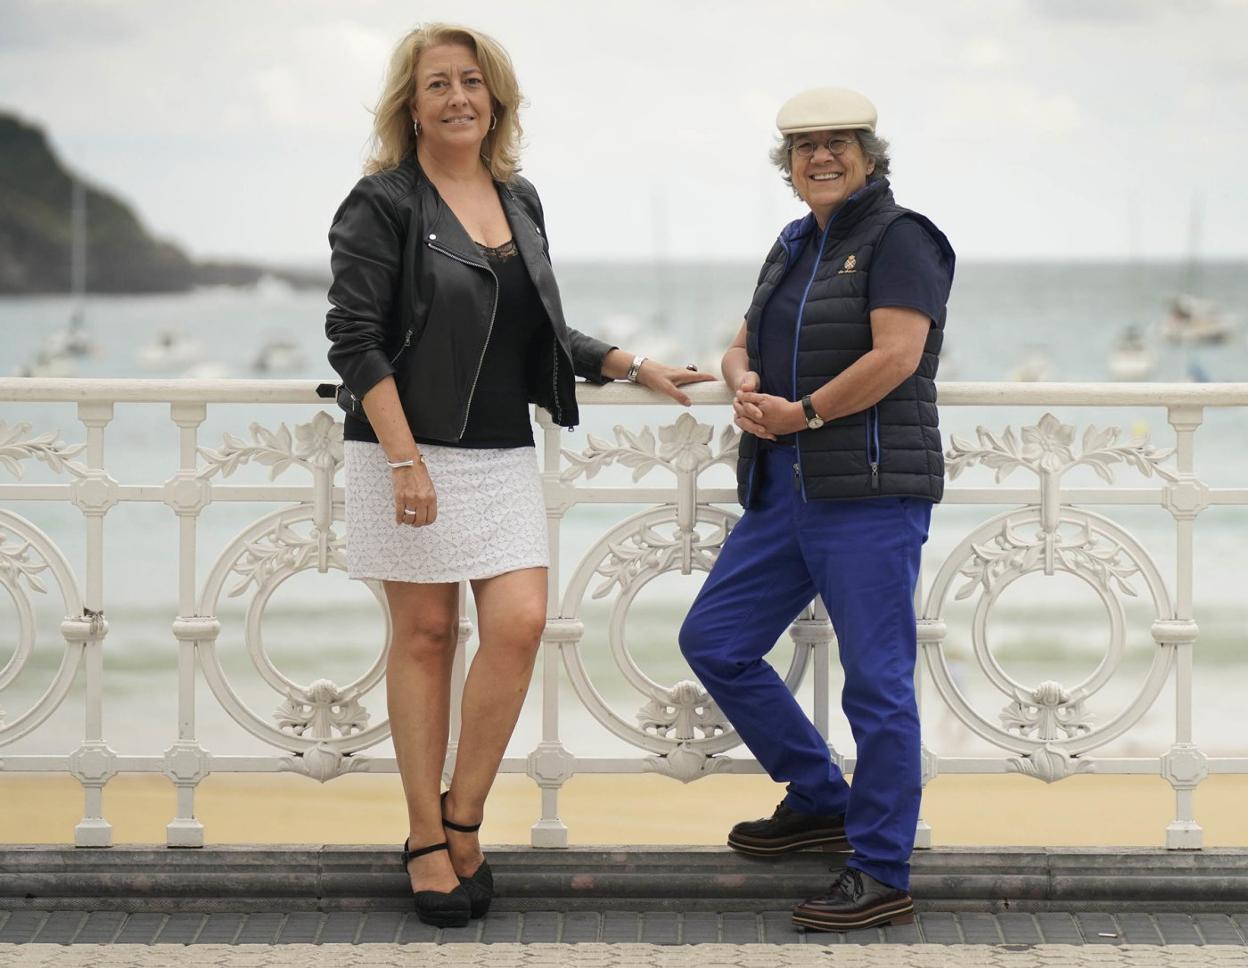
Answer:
[{"left": 838, "top": 254, "right": 857, "bottom": 274}]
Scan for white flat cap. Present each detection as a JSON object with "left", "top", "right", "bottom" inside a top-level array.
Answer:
[{"left": 776, "top": 87, "right": 877, "bottom": 135}]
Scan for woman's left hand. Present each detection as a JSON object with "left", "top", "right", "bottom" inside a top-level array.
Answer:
[
  {"left": 636, "top": 360, "right": 717, "bottom": 406},
  {"left": 735, "top": 390, "right": 808, "bottom": 436}
]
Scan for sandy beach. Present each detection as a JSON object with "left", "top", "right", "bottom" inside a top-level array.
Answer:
[{"left": 2, "top": 773, "right": 1245, "bottom": 847}]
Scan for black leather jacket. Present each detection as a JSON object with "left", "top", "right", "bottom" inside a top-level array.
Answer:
[{"left": 324, "top": 154, "right": 614, "bottom": 442}]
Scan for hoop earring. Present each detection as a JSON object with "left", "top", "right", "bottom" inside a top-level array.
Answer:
[
  {"left": 489, "top": 113, "right": 498, "bottom": 131},
  {"left": 413, "top": 120, "right": 421, "bottom": 137}
]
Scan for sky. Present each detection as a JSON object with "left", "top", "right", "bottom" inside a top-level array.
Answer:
[{"left": 2, "top": 0, "right": 1247, "bottom": 266}]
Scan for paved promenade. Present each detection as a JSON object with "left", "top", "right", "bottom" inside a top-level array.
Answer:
[{"left": 3, "top": 942, "right": 1248, "bottom": 966}]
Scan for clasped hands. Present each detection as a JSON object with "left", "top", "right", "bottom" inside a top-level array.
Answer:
[{"left": 732, "top": 372, "right": 808, "bottom": 440}]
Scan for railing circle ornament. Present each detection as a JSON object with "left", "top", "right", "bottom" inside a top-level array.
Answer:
[
  {"left": 198, "top": 504, "right": 392, "bottom": 759},
  {"left": 556, "top": 504, "right": 814, "bottom": 771},
  {"left": 0, "top": 510, "right": 84, "bottom": 743},
  {"left": 921, "top": 506, "right": 1175, "bottom": 764}
]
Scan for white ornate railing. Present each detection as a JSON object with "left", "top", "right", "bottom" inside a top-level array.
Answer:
[{"left": 1, "top": 378, "right": 1246, "bottom": 849}]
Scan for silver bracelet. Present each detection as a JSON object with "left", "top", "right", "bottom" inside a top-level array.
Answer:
[
  {"left": 386, "top": 455, "right": 421, "bottom": 469},
  {"left": 625, "top": 354, "right": 647, "bottom": 383}
]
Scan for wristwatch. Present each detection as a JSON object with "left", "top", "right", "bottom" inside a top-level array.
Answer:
[{"left": 801, "top": 394, "right": 824, "bottom": 430}]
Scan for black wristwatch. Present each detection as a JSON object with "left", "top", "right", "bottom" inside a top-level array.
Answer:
[{"left": 801, "top": 394, "right": 824, "bottom": 430}]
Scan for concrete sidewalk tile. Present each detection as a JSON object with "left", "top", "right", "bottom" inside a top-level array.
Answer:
[
  {"left": 917, "top": 912, "right": 961, "bottom": 944},
  {"left": 1151, "top": 914, "right": 1201, "bottom": 946},
  {"left": 719, "top": 913, "right": 760, "bottom": 944},
  {"left": 881, "top": 920, "right": 922, "bottom": 944},
  {"left": 798, "top": 924, "right": 850, "bottom": 945},
  {"left": 679, "top": 913, "right": 719, "bottom": 944},
  {"left": 357, "top": 911, "right": 403, "bottom": 943},
  {"left": 760, "top": 911, "right": 798, "bottom": 943},
  {"left": 996, "top": 912, "right": 1043, "bottom": 945},
  {"left": 955, "top": 913, "right": 1003, "bottom": 944},
  {"left": 275, "top": 911, "right": 322, "bottom": 943},
  {"left": 30, "top": 911, "right": 85, "bottom": 944},
  {"left": 73, "top": 911, "right": 127, "bottom": 944},
  {"left": 1194, "top": 914, "right": 1245, "bottom": 945},
  {"left": 396, "top": 913, "right": 438, "bottom": 943},
  {"left": 234, "top": 912, "right": 285, "bottom": 944},
  {"left": 480, "top": 912, "right": 521, "bottom": 943},
  {"left": 113, "top": 912, "right": 166, "bottom": 944},
  {"left": 518, "top": 912, "right": 560, "bottom": 943},
  {"left": 153, "top": 913, "right": 204, "bottom": 944},
  {"left": 559, "top": 912, "right": 601, "bottom": 943},
  {"left": 640, "top": 912, "right": 679, "bottom": 944},
  {"left": 1115, "top": 913, "right": 1164, "bottom": 946},
  {"left": 318, "top": 912, "right": 362, "bottom": 944},
  {"left": 436, "top": 917, "right": 484, "bottom": 944},
  {"left": 1033, "top": 912, "right": 1083, "bottom": 944},
  {"left": 0, "top": 913, "right": 46, "bottom": 943},
  {"left": 194, "top": 913, "right": 244, "bottom": 945},
  {"left": 1074, "top": 912, "right": 1122, "bottom": 944},
  {"left": 601, "top": 912, "right": 640, "bottom": 943},
  {"left": 1232, "top": 915, "right": 1248, "bottom": 941}
]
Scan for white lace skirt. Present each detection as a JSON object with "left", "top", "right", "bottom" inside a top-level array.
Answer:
[{"left": 344, "top": 441, "right": 549, "bottom": 583}]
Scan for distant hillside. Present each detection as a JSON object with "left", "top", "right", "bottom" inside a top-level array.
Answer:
[{"left": 0, "top": 112, "right": 326, "bottom": 294}]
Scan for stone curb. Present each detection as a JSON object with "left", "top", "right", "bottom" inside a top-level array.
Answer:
[{"left": 3, "top": 846, "right": 1247, "bottom": 913}]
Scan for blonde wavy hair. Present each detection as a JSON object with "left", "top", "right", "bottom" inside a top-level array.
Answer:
[{"left": 364, "top": 23, "right": 524, "bottom": 180}]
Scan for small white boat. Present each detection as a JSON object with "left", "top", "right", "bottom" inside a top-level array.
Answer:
[
  {"left": 1161, "top": 294, "right": 1237, "bottom": 345},
  {"left": 15, "top": 350, "right": 76, "bottom": 378},
  {"left": 137, "top": 328, "right": 204, "bottom": 368},
  {"left": 1107, "top": 326, "right": 1157, "bottom": 381}
]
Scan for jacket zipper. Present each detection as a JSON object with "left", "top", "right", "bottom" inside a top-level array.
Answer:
[
  {"left": 791, "top": 215, "right": 837, "bottom": 503},
  {"left": 427, "top": 240, "right": 499, "bottom": 439},
  {"left": 867, "top": 405, "right": 881, "bottom": 490}
]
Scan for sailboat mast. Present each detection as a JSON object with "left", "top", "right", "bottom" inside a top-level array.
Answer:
[{"left": 71, "top": 172, "right": 87, "bottom": 321}]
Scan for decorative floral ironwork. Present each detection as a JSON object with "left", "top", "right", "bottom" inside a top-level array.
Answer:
[
  {"left": 644, "top": 744, "right": 733, "bottom": 783},
  {"left": 227, "top": 518, "right": 345, "bottom": 597},
  {"left": 0, "top": 531, "right": 50, "bottom": 595},
  {"left": 956, "top": 518, "right": 1142, "bottom": 600},
  {"left": 274, "top": 678, "right": 369, "bottom": 739},
  {"left": 637, "top": 680, "right": 730, "bottom": 741},
  {"left": 278, "top": 743, "right": 370, "bottom": 783},
  {"left": 561, "top": 414, "right": 738, "bottom": 483},
  {"left": 0, "top": 421, "right": 86, "bottom": 479},
  {"left": 592, "top": 519, "right": 728, "bottom": 599},
  {"left": 1000, "top": 680, "right": 1093, "bottom": 741},
  {"left": 1006, "top": 743, "right": 1094, "bottom": 783},
  {"left": 947, "top": 413, "right": 1177, "bottom": 483},
  {"left": 199, "top": 412, "right": 344, "bottom": 480}
]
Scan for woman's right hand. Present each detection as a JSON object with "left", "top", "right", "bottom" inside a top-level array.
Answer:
[
  {"left": 393, "top": 463, "right": 437, "bottom": 527},
  {"left": 732, "top": 371, "right": 777, "bottom": 441}
]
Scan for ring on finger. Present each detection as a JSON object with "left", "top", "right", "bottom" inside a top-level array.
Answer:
[{"left": 402, "top": 508, "right": 417, "bottom": 516}]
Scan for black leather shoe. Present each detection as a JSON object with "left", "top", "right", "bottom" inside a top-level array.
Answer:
[
  {"left": 401, "top": 839, "right": 472, "bottom": 928},
  {"left": 792, "top": 867, "right": 914, "bottom": 931},
  {"left": 442, "top": 790, "right": 493, "bottom": 918},
  {"left": 727, "top": 801, "right": 848, "bottom": 855}
]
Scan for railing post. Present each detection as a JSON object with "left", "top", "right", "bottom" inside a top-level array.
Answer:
[{"left": 1161, "top": 404, "right": 1209, "bottom": 849}]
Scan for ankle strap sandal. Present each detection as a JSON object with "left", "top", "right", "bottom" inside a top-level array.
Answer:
[{"left": 440, "top": 790, "right": 482, "bottom": 833}]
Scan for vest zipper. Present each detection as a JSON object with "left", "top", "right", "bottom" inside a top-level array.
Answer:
[
  {"left": 791, "top": 215, "right": 838, "bottom": 503},
  {"left": 867, "top": 405, "right": 881, "bottom": 491},
  {"left": 427, "top": 240, "right": 498, "bottom": 440}
]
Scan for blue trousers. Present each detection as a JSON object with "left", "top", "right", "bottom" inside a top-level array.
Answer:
[{"left": 679, "top": 445, "right": 931, "bottom": 891}]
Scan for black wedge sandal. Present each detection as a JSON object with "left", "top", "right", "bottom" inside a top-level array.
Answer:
[
  {"left": 441, "top": 791, "right": 494, "bottom": 918},
  {"left": 400, "top": 839, "right": 472, "bottom": 927}
]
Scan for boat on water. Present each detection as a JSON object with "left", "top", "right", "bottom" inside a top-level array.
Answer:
[
  {"left": 1007, "top": 347, "right": 1053, "bottom": 382},
  {"left": 1161, "top": 293, "right": 1237, "bottom": 345},
  {"left": 137, "top": 328, "right": 204, "bottom": 368},
  {"left": 1107, "top": 325, "right": 1158, "bottom": 381},
  {"left": 250, "top": 335, "right": 307, "bottom": 375}
]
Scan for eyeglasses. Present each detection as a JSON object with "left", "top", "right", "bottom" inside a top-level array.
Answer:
[{"left": 791, "top": 137, "right": 857, "bottom": 158}]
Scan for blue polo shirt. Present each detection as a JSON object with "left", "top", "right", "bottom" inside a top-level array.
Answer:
[{"left": 756, "top": 216, "right": 953, "bottom": 402}]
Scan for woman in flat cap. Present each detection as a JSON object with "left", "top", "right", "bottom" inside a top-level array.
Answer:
[
  {"left": 324, "top": 22, "right": 712, "bottom": 928},
  {"left": 680, "top": 87, "right": 955, "bottom": 932}
]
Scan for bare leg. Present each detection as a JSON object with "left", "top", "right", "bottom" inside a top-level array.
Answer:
[
  {"left": 383, "top": 579, "right": 461, "bottom": 894},
  {"left": 445, "top": 566, "right": 548, "bottom": 876}
]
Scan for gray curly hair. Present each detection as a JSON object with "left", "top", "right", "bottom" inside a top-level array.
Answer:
[{"left": 768, "top": 130, "right": 892, "bottom": 196}]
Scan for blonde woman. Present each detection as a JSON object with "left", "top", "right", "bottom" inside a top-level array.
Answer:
[{"left": 324, "top": 23, "right": 712, "bottom": 927}]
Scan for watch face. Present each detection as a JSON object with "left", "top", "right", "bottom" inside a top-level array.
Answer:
[{"left": 808, "top": 416, "right": 824, "bottom": 430}]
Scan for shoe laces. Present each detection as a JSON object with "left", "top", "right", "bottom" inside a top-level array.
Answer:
[{"left": 827, "top": 867, "right": 864, "bottom": 899}]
